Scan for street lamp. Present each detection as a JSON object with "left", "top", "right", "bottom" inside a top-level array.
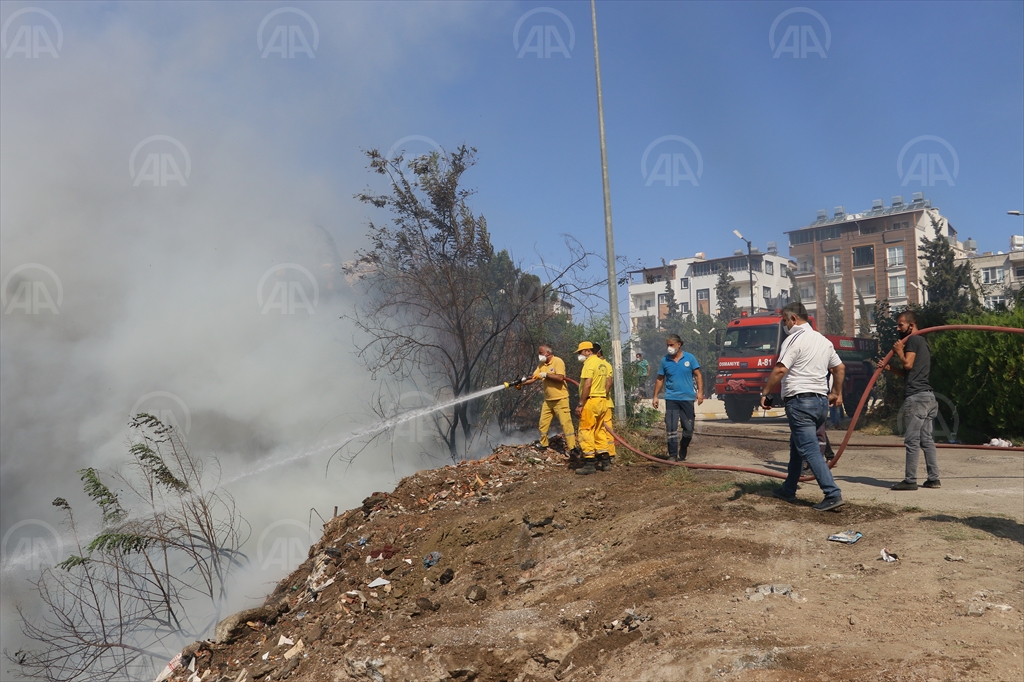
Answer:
[
  {"left": 1008, "top": 211, "right": 1022, "bottom": 216},
  {"left": 733, "top": 230, "right": 755, "bottom": 315}
]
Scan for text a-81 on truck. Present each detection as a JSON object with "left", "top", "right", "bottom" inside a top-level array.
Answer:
[{"left": 714, "top": 311, "right": 877, "bottom": 423}]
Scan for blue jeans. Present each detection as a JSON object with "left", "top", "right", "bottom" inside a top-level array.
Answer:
[
  {"left": 902, "top": 391, "right": 940, "bottom": 483},
  {"left": 665, "top": 399, "right": 695, "bottom": 458},
  {"left": 780, "top": 395, "right": 841, "bottom": 499}
]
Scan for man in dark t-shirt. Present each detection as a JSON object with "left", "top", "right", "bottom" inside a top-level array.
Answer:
[{"left": 878, "top": 310, "right": 940, "bottom": 490}]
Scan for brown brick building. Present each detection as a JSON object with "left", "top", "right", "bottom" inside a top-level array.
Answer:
[{"left": 785, "top": 193, "right": 958, "bottom": 334}]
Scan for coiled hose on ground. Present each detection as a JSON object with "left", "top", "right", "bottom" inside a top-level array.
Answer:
[{"left": 565, "top": 325, "right": 1023, "bottom": 481}]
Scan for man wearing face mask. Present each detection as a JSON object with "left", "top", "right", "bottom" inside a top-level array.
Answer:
[
  {"left": 877, "top": 310, "right": 940, "bottom": 490},
  {"left": 521, "top": 343, "right": 578, "bottom": 455},
  {"left": 574, "top": 341, "right": 612, "bottom": 475},
  {"left": 652, "top": 334, "right": 703, "bottom": 462},
  {"left": 761, "top": 302, "right": 846, "bottom": 511}
]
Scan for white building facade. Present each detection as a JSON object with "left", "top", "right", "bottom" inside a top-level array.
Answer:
[
  {"left": 628, "top": 247, "right": 796, "bottom": 335},
  {"left": 955, "top": 234, "right": 1024, "bottom": 309}
]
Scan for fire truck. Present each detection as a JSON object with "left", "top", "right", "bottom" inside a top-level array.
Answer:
[{"left": 714, "top": 311, "right": 878, "bottom": 422}]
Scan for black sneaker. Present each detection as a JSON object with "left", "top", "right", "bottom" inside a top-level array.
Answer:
[
  {"left": 575, "top": 460, "right": 597, "bottom": 475},
  {"left": 596, "top": 453, "right": 612, "bottom": 471},
  {"left": 812, "top": 496, "right": 845, "bottom": 512},
  {"left": 922, "top": 479, "right": 941, "bottom": 489},
  {"left": 891, "top": 480, "right": 919, "bottom": 491},
  {"left": 771, "top": 488, "right": 797, "bottom": 503}
]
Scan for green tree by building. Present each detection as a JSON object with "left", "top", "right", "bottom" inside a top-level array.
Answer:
[
  {"left": 715, "top": 266, "right": 739, "bottom": 323},
  {"left": 824, "top": 284, "right": 845, "bottom": 335}
]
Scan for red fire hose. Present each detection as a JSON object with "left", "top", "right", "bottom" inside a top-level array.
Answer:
[{"left": 566, "top": 325, "right": 1024, "bottom": 481}]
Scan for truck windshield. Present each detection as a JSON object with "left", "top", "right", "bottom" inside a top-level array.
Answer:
[{"left": 721, "top": 324, "right": 780, "bottom": 357}]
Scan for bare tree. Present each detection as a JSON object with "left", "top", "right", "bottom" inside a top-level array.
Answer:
[
  {"left": 9, "top": 415, "right": 247, "bottom": 682},
  {"left": 347, "top": 145, "right": 599, "bottom": 459}
]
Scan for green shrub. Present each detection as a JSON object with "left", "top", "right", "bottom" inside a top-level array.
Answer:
[{"left": 929, "top": 307, "right": 1024, "bottom": 440}]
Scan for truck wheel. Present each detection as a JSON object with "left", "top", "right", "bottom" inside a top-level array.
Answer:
[
  {"left": 844, "top": 399, "right": 857, "bottom": 418},
  {"left": 724, "top": 396, "right": 754, "bottom": 423}
]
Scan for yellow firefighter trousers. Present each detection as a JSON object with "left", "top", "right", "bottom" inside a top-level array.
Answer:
[
  {"left": 578, "top": 396, "right": 613, "bottom": 458},
  {"left": 539, "top": 398, "right": 577, "bottom": 449}
]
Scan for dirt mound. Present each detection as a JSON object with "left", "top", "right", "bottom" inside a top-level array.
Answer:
[{"left": 162, "top": 443, "right": 1023, "bottom": 682}]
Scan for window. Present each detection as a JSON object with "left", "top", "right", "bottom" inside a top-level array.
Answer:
[
  {"left": 790, "top": 230, "right": 814, "bottom": 246},
  {"left": 1015, "top": 265, "right": 1024, "bottom": 279},
  {"left": 780, "top": 264, "right": 789, "bottom": 277},
  {"left": 680, "top": 277, "right": 689, "bottom": 289},
  {"left": 818, "top": 226, "right": 842, "bottom": 241},
  {"left": 765, "top": 261, "right": 774, "bottom": 275},
  {"left": 985, "top": 295, "right": 1007, "bottom": 309},
  {"left": 799, "top": 283, "right": 816, "bottom": 301},
  {"left": 696, "top": 289, "right": 710, "bottom": 300},
  {"left": 797, "top": 257, "right": 814, "bottom": 274},
  {"left": 888, "top": 221, "right": 909, "bottom": 231},
  {"left": 828, "top": 282, "right": 842, "bottom": 299},
  {"left": 658, "top": 294, "right": 667, "bottom": 304},
  {"left": 762, "top": 286, "right": 772, "bottom": 301},
  {"left": 780, "top": 289, "right": 789, "bottom": 300},
  {"left": 886, "top": 245, "right": 905, "bottom": 267},
  {"left": 692, "top": 262, "right": 713, "bottom": 277},
  {"left": 856, "top": 278, "right": 876, "bottom": 296},
  {"left": 889, "top": 275, "right": 906, "bottom": 298},
  {"left": 681, "top": 302, "right": 690, "bottom": 313},
  {"left": 853, "top": 246, "right": 875, "bottom": 268},
  {"left": 825, "top": 255, "right": 842, "bottom": 274},
  {"left": 860, "top": 223, "right": 881, "bottom": 235},
  {"left": 645, "top": 298, "right": 653, "bottom": 308},
  {"left": 982, "top": 267, "right": 1005, "bottom": 284}
]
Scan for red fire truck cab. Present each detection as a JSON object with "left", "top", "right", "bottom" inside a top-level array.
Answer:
[{"left": 714, "top": 311, "right": 877, "bottom": 422}]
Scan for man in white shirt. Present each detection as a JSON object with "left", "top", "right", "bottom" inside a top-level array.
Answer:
[{"left": 760, "top": 302, "right": 847, "bottom": 511}]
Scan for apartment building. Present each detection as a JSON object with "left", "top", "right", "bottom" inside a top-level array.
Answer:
[
  {"left": 785, "top": 193, "right": 956, "bottom": 333},
  {"left": 956, "top": 234, "right": 1024, "bottom": 309},
  {"left": 627, "top": 245, "right": 795, "bottom": 334}
]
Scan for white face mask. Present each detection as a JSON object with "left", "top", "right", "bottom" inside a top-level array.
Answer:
[
  {"left": 539, "top": 354, "right": 547, "bottom": 363},
  {"left": 577, "top": 354, "right": 587, "bottom": 362},
  {"left": 667, "top": 346, "right": 678, "bottom": 356},
  {"left": 784, "top": 321, "right": 800, "bottom": 335}
]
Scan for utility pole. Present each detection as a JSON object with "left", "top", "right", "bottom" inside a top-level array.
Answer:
[
  {"left": 734, "top": 230, "right": 755, "bottom": 315},
  {"left": 591, "top": 0, "right": 625, "bottom": 423}
]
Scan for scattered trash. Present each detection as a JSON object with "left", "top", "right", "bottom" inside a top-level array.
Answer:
[
  {"left": 295, "top": 611, "right": 308, "bottom": 620},
  {"left": 404, "top": 558, "right": 413, "bottom": 565},
  {"left": 283, "top": 639, "right": 305, "bottom": 660},
  {"left": 987, "top": 438, "right": 1013, "bottom": 447},
  {"left": 367, "top": 577, "right": 390, "bottom": 588},
  {"left": 358, "top": 537, "right": 368, "bottom": 546},
  {"left": 439, "top": 567, "right": 455, "bottom": 585},
  {"left": 828, "top": 530, "right": 863, "bottom": 544},
  {"left": 153, "top": 652, "right": 182, "bottom": 682},
  {"left": 423, "top": 551, "right": 442, "bottom": 569},
  {"left": 277, "top": 635, "right": 294, "bottom": 647},
  {"left": 944, "top": 554, "right": 965, "bottom": 562},
  {"left": 880, "top": 548, "right": 899, "bottom": 563},
  {"left": 262, "top": 652, "right": 269, "bottom": 661}
]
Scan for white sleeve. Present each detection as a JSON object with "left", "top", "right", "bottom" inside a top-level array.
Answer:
[
  {"left": 828, "top": 348, "right": 842, "bottom": 369},
  {"left": 777, "top": 337, "right": 797, "bottom": 369}
]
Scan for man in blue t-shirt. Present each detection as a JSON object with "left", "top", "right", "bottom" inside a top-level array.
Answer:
[{"left": 652, "top": 334, "right": 704, "bottom": 461}]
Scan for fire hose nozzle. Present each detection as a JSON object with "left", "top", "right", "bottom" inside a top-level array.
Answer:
[{"left": 504, "top": 375, "right": 529, "bottom": 389}]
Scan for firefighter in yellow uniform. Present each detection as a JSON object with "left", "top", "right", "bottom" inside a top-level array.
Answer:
[
  {"left": 575, "top": 341, "right": 613, "bottom": 475},
  {"left": 594, "top": 344, "right": 616, "bottom": 460},
  {"left": 521, "top": 343, "right": 577, "bottom": 452}
]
